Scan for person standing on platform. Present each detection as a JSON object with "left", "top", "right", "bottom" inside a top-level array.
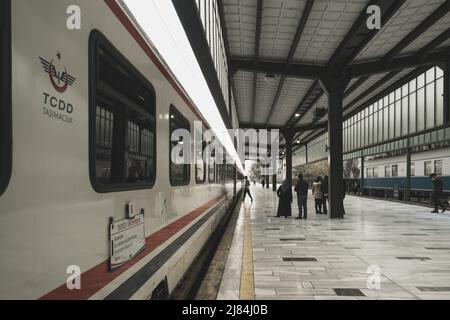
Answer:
[
  {"left": 262, "top": 179, "right": 265, "bottom": 188},
  {"left": 294, "top": 174, "right": 309, "bottom": 220},
  {"left": 430, "top": 173, "right": 446, "bottom": 213},
  {"left": 276, "top": 180, "right": 292, "bottom": 218},
  {"left": 243, "top": 176, "right": 253, "bottom": 203},
  {"left": 312, "top": 177, "right": 323, "bottom": 214},
  {"left": 321, "top": 176, "right": 329, "bottom": 215}
]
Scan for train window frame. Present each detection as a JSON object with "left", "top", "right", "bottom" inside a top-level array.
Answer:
[
  {"left": 89, "top": 30, "right": 157, "bottom": 193},
  {"left": 384, "top": 166, "right": 391, "bottom": 178},
  {"left": 434, "top": 160, "right": 443, "bottom": 176},
  {"left": 373, "top": 167, "right": 378, "bottom": 178},
  {"left": 391, "top": 165, "right": 398, "bottom": 177},
  {"left": 195, "top": 140, "right": 207, "bottom": 184},
  {"left": 0, "top": 0, "right": 12, "bottom": 197},
  {"left": 208, "top": 162, "right": 215, "bottom": 183},
  {"left": 411, "top": 163, "right": 416, "bottom": 177},
  {"left": 424, "top": 160, "right": 433, "bottom": 176},
  {"left": 169, "top": 105, "right": 191, "bottom": 186}
]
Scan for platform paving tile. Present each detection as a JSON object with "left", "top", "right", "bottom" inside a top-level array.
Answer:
[{"left": 217, "top": 187, "right": 450, "bottom": 300}]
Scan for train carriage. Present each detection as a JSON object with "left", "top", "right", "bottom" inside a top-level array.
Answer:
[{"left": 0, "top": 0, "right": 240, "bottom": 300}]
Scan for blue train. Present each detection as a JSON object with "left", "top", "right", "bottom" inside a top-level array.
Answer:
[{"left": 361, "top": 147, "right": 450, "bottom": 202}]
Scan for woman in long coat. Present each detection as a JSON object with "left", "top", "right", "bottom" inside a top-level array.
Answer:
[{"left": 277, "top": 180, "right": 292, "bottom": 218}]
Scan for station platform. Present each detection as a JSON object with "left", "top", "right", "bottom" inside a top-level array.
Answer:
[{"left": 217, "top": 186, "right": 450, "bottom": 300}]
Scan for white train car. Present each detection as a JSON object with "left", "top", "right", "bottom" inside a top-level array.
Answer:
[
  {"left": 364, "top": 147, "right": 450, "bottom": 180},
  {"left": 362, "top": 147, "right": 450, "bottom": 199},
  {"left": 0, "top": 0, "right": 240, "bottom": 299}
]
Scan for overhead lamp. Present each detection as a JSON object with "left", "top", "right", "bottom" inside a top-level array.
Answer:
[{"left": 295, "top": 113, "right": 300, "bottom": 118}]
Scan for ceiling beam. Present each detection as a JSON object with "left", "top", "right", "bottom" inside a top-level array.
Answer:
[
  {"left": 280, "top": 0, "right": 406, "bottom": 133},
  {"left": 327, "top": 0, "right": 408, "bottom": 72},
  {"left": 292, "top": 67, "right": 427, "bottom": 150},
  {"left": 292, "top": 122, "right": 328, "bottom": 133},
  {"left": 231, "top": 50, "right": 449, "bottom": 80},
  {"left": 344, "top": 77, "right": 370, "bottom": 99},
  {"left": 345, "top": 66, "right": 428, "bottom": 119},
  {"left": 264, "top": 0, "right": 315, "bottom": 125},
  {"left": 250, "top": 0, "right": 263, "bottom": 125},
  {"left": 230, "top": 59, "right": 326, "bottom": 80},
  {"left": 344, "top": 71, "right": 401, "bottom": 114},
  {"left": 281, "top": 0, "right": 441, "bottom": 148},
  {"left": 302, "top": 129, "right": 328, "bottom": 146},
  {"left": 350, "top": 49, "right": 450, "bottom": 78},
  {"left": 172, "top": 0, "right": 232, "bottom": 128},
  {"left": 287, "top": 2, "right": 450, "bottom": 137},
  {"left": 418, "top": 28, "right": 450, "bottom": 60},
  {"left": 239, "top": 123, "right": 283, "bottom": 130},
  {"left": 285, "top": 81, "right": 324, "bottom": 128},
  {"left": 382, "top": 1, "right": 450, "bottom": 66}
]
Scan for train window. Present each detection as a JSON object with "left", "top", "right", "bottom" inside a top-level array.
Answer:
[
  {"left": 411, "top": 163, "right": 415, "bottom": 177},
  {"left": 385, "top": 166, "right": 391, "bottom": 178},
  {"left": 0, "top": 0, "right": 11, "bottom": 196},
  {"left": 169, "top": 105, "right": 190, "bottom": 186},
  {"left": 89, "top": 31, "right": 156, "bottom": 192},
  {"left": 434, "top": 160, "right": 443, "bottom": 176},
  {"left": 424, "top": 161, "right": 432, "bottom": 176},
  {"left": 373, "top": 167, "right": 378, "bottom": 178},
  {"left": 366, "top": 168, "right": 372, "bottom": 178},
  {"left": 195, "top": 135, "right": 206, "bottom": 184},
  {"left": 391, "top": 165, "right": 398, "bottom": 177},
  {"left": 208, "top": 163, "right": 215, "bottom": 183},
  {"left": 196, "top": 161, "right": 206, "bottom": 184},
  {"left": 216, "top": 164, "right": 221, "bottom": 182}
]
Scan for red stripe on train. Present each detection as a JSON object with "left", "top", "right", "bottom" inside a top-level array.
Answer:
[{"left": 39, "top": 196, "right": 223, "bottom": 300}]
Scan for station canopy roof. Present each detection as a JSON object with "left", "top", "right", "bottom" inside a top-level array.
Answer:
[{"left": 219, "top": 0, "right": 450, "bottom": 145}]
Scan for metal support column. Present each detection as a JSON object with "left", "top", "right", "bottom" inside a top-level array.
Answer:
[
  {"left": 405, "top": 147, "right": 411, "bottom": 202},
  {"left": 360, "top": 152, "right": 364, "bottom": 196},
  {"left": 320, "top": 77, "right": 347, "bottom": 219},
  {"left": 284, "top": 129, "right": 294, "bottom": 187},
  {"left": 272, "top": 174, "right": 277, "bottom": 191},
  {"left": 445, "top": 58, "right": 450, "bottom": 124},
  {"left": 305, "top": 144, "right": 308, "bottom": 164}
]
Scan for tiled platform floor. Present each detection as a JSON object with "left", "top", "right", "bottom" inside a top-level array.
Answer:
[{"left": 217, "top": 186, "right": 450, "bottom": 300}]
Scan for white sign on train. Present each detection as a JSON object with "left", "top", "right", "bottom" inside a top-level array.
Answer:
[{"left": 110, "top": 214, "right": 145, "bottom": 270}]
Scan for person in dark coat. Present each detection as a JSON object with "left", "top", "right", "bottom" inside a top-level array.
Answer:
[
  {"left": 294, "top": 174, "right": 309, "bottom": 220},
  {"left": 277, "top": 180, "right": 292, "bottom": 218},
  {"left": 243, "top": 176, "right": 253, "bottom": 202},
  {"left": 262, "top": 179, "right": 265, "bottom": 188},
  {"left": 430, "top": 173, "right": 446, "bottom": 213},
  {"left": 322, "top": 176, "right": 329, "bottom": 215}
]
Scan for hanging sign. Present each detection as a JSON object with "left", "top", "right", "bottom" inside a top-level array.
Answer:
[{"left": 110, "top": 214, "right": 145, "bottom": 270}]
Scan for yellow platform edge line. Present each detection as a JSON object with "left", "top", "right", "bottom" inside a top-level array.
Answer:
[{"left": 240, "top": 206, "right": 255, "bottom": 300}]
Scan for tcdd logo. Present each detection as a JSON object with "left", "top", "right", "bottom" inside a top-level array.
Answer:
[{"left": 39, "top": 52, "right": 76, "bottom": 94}]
